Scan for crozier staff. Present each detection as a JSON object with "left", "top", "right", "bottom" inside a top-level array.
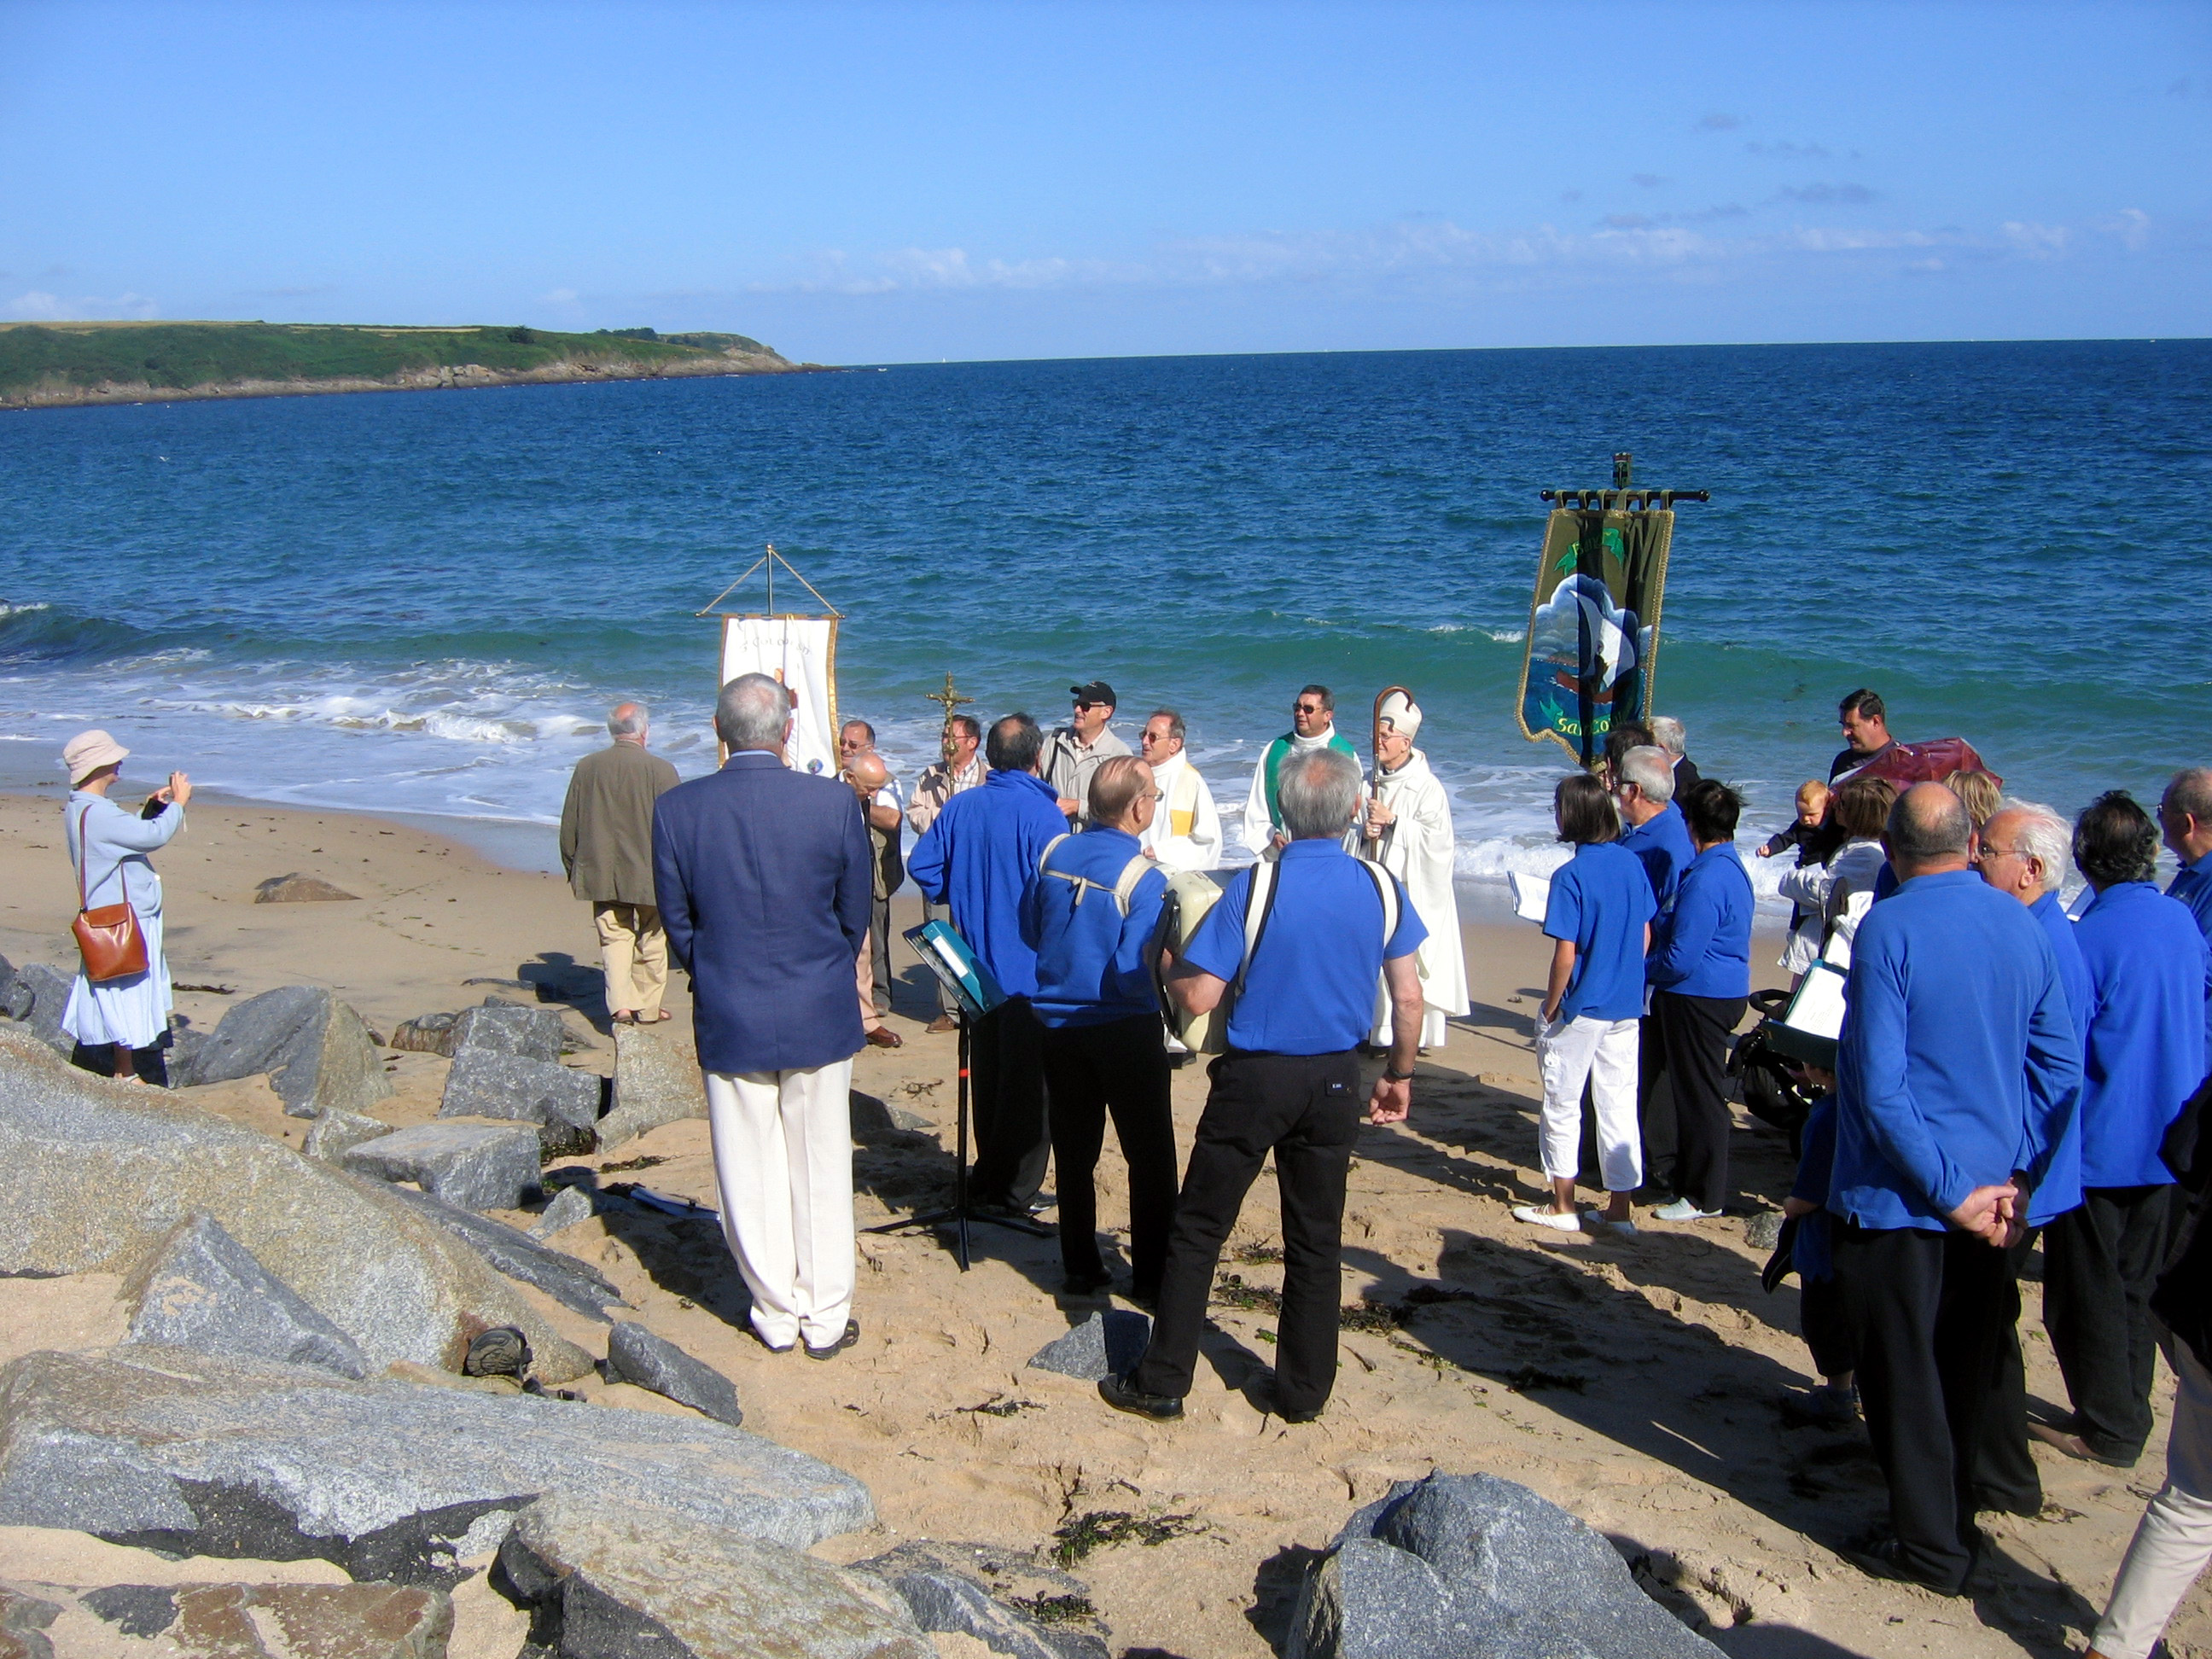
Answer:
[{"left": 1354, "top": 690, "right": 1467, "bottom": 1051}]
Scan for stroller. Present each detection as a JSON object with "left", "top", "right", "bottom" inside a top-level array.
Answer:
[{"left": 1729, "top": 987, "right": 1826, "bottom": 1156}]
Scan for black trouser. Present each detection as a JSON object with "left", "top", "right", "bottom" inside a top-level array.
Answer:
[
  {"left": 1040, "top": 1015, "right": 1178, "bottom": 1295},
  {"left": 968, "top": 996, "right": 1050, "bottom": 1211},
  {"left": 1642, "top": 991, "right": 1745, "bottom": 1214},
  {"left": 1971, "top": 1231, "right": 2043, "bottom": 1516},
  {"left": 1132, "top": 1050, "right": 1362, "bottom": 1417},
  {"left": 869, "top": 895, "right": 893, "bottom": 1014},
  {"left": 1800, "top": 1275, "right": 1855, "bottom": 1381},
  {"left": 1835, "top": 1220, "right": 2011, "bottom": 1592},
  {"left": 2043, "top": 1185, "right": 2182, "bottom": 1463}
]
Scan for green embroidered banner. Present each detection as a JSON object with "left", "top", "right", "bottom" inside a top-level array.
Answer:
[{"left": 1515, "top": 508, "right": 1674, "bottom": 769}]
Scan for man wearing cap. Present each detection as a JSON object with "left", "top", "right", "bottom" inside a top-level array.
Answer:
[
  {"left": 1102, "top": 746, "right": 1426, "bottom": 1424},
  {"left": 1243, "top": 684, "right": 1358, "bottom": 856},
  {"left": 1044, "top": 682, "right": 1132, "bottom": 830},
  {"left": 1355, "top": 690, "right": 1467, "bottom": 1051}
]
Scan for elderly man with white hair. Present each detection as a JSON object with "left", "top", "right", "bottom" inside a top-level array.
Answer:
[
  {"left": 1650, "top": 715, "right": 1703, "bottom": 795},
  {"left": 1354, "top": 689, "right": 1467, "bottom": 1051}
]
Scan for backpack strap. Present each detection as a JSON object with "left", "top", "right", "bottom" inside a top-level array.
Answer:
[
  {"left": 1232, "top": 859, "right": 1282, "bottom": 997},
  {"left": 1041, "top": 835, "right": 1155, "bottom": 916},
  {"left": 1110, "top": 853, "right": 1153, "bottom": 916},
  {"left": 1357, "top": 858, "right": 1401, "bottom": 949}
]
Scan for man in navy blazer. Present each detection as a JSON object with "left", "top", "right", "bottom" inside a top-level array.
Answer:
[{"left": 654, "top": 672, "right": 874, "bottom": 1359}]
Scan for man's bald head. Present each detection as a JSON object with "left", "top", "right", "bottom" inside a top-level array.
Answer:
[
  {"left": 849, "top": 753, "right": 890, "bottom": 793},
  {"left": 608, "top": 701, "right": 649, "bottom": 741},
  {"left": 1885, "top": 782, "right": 1973, "bottom": 877}
]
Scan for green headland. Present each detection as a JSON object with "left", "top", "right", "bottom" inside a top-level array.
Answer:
[{"left": 0, "top": 320, "right": 815, "bottom": 410}]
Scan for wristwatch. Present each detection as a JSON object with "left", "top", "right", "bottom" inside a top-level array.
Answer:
[{"left": 1382, "top": 1064, "right": 1416, "bottom": 1084}]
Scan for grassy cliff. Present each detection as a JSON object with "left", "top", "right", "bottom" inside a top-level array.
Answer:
[{"left": 0, "top": 321, "right": 810, "bottom": 409}]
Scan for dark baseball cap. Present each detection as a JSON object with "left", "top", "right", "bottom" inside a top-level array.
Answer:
[{"left": 1069, "top": 680, "right": 1117, "bottom": 707}]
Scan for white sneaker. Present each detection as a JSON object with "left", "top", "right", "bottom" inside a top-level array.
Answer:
[
  {"left": 1582, "top": 1213, "right": 1639, "bottom": 1239},
  {"left": 1653, "top": 1198, "right": 1721, "bottom": 1222},
  {"left": 1511, "top": 1205, "right": 1585, "bottom": 1233}
]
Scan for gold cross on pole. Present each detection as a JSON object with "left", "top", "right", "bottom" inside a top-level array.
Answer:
[{"left": 926, "top": 672, "right": 975, "bottom": 764}]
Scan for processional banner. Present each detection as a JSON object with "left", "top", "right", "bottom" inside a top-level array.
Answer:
[
  {"left": 719, "top": 616, "right": 840, "bottom": 776},
  {"left": 1515, "top": 508, "right": 1674, "bottom": 770}
]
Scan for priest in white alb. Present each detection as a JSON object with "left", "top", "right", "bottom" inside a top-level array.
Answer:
[
  {"left": 1136, "top": 708, "right": 1221, "bottom": 871},
  {"left": 1353, "top": 690, "right": 1469, "bottom": 1050},
  {"left": 1243, "top": 683, "right": 1359, "bottom": 856}
]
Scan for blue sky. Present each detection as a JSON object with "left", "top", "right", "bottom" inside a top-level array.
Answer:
[{"left": 1, "top": 1, "right": 2204, "bottom": 361}]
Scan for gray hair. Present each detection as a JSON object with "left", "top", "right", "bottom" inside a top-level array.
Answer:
[
  {"left": 1278, "top": 747, "right": 1361, "bottom": 840},
  {"left": 1650, "top": 715, "right": 1686, "bottom": 758},
  {"left": 2167, "top": 767, "right": 2212, "bottom": 825},
  {"left": 1996, "top": 798, "right": 2072, "bottom": 895},
  {"left": 715, "top": 672, "right": 791, "bottom": 751},
  {"left": 608, "top": 701, "right": 649, "bottom": 738},
  {"left": 1618, "top": 745, "right": 1675, "bottom": 804},
  {"left": 1887, "top": 783, "right": 1971, "bottom": 864},
  {"left": 1148, "top": 707, "right": 1186, "bottom": 745}
]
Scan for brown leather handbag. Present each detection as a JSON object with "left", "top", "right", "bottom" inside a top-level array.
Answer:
[{"left": 72, "top": 804, "right": 148, "bottom": 982}]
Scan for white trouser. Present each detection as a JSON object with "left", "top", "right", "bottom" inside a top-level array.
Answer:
[
  {"left": 1536, "top": 1013, "right": 1641, "bottom": 1192},
  {"left": 704, "top": 1061, "right": 855, "bottom": 1350},
  {"left": 2093, "top": 1339, "right": 2212, "bottom": 1659}
]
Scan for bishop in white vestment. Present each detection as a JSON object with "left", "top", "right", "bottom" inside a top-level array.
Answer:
[{"left": 1354, "top": 690, "right": 1469, "bottom": 1049}]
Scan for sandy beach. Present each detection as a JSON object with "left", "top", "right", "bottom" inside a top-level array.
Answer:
[{"left": 0, "top": 783, "right": 2200, "bottom": 1659}]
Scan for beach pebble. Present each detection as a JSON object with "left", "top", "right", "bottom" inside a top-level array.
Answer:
[
  {"left": 451, "top": 999, "right": 565, "bottom": 1065},
  {"left": 440, "top": 1048, "right": 602, "bottom": 1155},
  {"left": 1288, "top": 1471, "right": 1721, "bottom": 1658},
  {"left": 0, "top": 961, "right": 75, "bottom": 1057},
  {"left": 528, "top": 1179, "right": 597, "bottom": 1238},
  {"left": 499, "top": 1490, "right": 929, "bottom": 1659},
  {"left": 0, "top": 1346, "right": 876, "bottom": 1580},
  {"left": 389, "top": 1185, "right": 626, "bottom": 1322},
  {"left": 387, "top": 1010, "right": 460, "bottom": 1057},
  {"left": 1025, "top": 1311, "right": 1152, "bottom": 1382},
  {"left": 343, "top": 1120, "right": 546, "bottom": 1214},
  {"left": 253, "top": 872, "right": 361, "bottom": 903},
  {"left": 121, "top": 1211, "right": 368, "bottom": 1378},
  {"left": 0, "top": 1025, "right": 591, "bottom": 1380},
  {"left": 303, "top": 1105, "right": 394, "bottom": 1162},
  {"left": 859, "top": 1540, "right": 1109, "bottom": 1659},
  {"left": 178, "top": 984, "right": 393, "bottom": 1118},
  {"left": 598, "top": 1022, "right": 708, "bottom": 1150},
  {"left": 604, "top": 1320, "right": 744, "bottom": 1428},
  {"left": 1743, "top": 1210, "right": 1786, "bottom": 1252}
]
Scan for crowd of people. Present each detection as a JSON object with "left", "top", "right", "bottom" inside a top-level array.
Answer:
[{"left": 49, "top": 671, "right": 2212, "bottom": 1652}]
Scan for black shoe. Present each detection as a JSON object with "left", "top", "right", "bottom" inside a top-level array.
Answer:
[
  {"left": 1062, "top": 1271, "right": 1114, "bottom": 1296},
  {"left": 1841, "top": 1534, "right": 1966, "bottom": 1597},
  {"left": 804, "top": 1319, "right": 860, "bottom": 1361},
  {"left": 1098, "top": 1371, "right": 1183, "bottom": 1421},
  {"left": 1258, "top": 1382, "right": 1323, "bottom": 1424}
]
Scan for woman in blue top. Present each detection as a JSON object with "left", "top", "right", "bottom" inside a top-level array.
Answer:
[
  {"left": 1514, "top": 773, "right": 1655, "bottom": 1239},
  {"left": 1644, "top": 779, "right": 1755, "bottom": 1222}
]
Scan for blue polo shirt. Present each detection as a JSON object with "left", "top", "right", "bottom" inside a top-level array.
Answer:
[
  {"left": 2171, "top": 850, "right": 2212, "bottom": 950},
  {"left": 2072, "top": 882, "right": 2212, "bottom": 1189},
  {"left": 2025, "top": 888, "right": 2093, "bottom": 1225},
  {"left": 1621, "top": 802, "right": 1695, "bottom": 911},
  {"left": 1022, "top": 826, "right": 1170, "bottom": 1029},
  {"left": 1180, "top": 838, "right": 1426, "bottom": 1056},
  {"left": 1544, "top": 841, "right": 1656, "bottom": 1022},
  {"left": 1646, "top": 842, "right": 1754, "bottom": 1001},
  {"left": 908, "top": 769, "right": 1068, "bottom": 998},
  {"left": 1831, "top": 870, "right": 2081, "bottom": 1231}
]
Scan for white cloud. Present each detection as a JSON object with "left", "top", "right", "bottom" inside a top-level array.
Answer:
[
  {"left": 3, "top": 289, "right": 160, "bottom": 321},
  {"left": 2000, "top": 221, "right": 2070, "bottom": 259},
  {"left": 2095, "top": 209, "right": 2151, "bottom": 251}
]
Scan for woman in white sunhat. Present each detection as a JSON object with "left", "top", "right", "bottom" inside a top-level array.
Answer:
[{"left": 59, "top": 729, "right": 189, "bottom": 1081}]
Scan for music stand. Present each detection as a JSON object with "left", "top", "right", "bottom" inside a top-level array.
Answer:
[{"left": 864, "top": 919, "right": 1054, "bottom": 1270}]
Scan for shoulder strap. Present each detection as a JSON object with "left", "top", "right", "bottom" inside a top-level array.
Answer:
[
  {"left": 1358, "top": 858, "right": 1400, "bottom": 947},
  {"left": 1039, "top": 833, "right": 1070, "bottom": 876},
  {"left": 1233, "top": 860, "right": 1281, "bottom": 995},
  {"left": 1111, "top": 853, "right": 1153, "bottom": 915},
  {"left": 76, "top": 803, "right": 92, "bottom": 909}
]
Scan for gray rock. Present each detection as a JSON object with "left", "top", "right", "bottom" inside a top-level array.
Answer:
[
  {"left": 1285, "top": 1472, "right": 1720, "bottom": 1659},
  {"left": 1025, "top": 1312, "right": 1152, "bottom": 1382},
  {"left": 1743, "top": 1210, "right": 1785, "bottom": 1252},
  {"left": 180, "top": 985, "right": 393, "bottom": 1118},
  {"left": 161, "top": 1019, "right": 209, "bottom": 1089},
  {"left": 0, "top": 1347, "right": 876, "bottom": 1588},
  {"left": 859, "top": 1540, "right": 1109, "bottom": 1659},
  {"left": 344, "top": 1121, "right": 545, "bottom": 1214},
  {"left": 499, "top": 1490, "right": 929, "bottom": 1659},
  {"left": 0, "top": 1025, "right": 592, "bottom": 1381},
  {"left": 254, "top": 872, "right": 362, "bottom": 903},
  {"left": 597, "top": 1023, "right": 707, "bottom": 1149},
  {"left": 439, "top": 1049, "right": 600, "bottom": 1155},
  {"left": 0, "top": 1580, "right": 61, "bottom": 1658},
  {"left": 0, "top": 950, "right": 15, "bottom": 1002},
  {"left": 528, "top": 1182, "right": 597, "bottom": 1238},
  {"left": 0, "top": 962, "right": 75, "bottom": 1057},
  {"left": 304, "top": 1106, "right": 396, "bottom": 1162},
  {"left": 451, "top": 999, "right": 564, "bottom": 1064},
  {"left": 388, "top": 1011, "right": 460, "bottom": 1057},
  {"left": 605, "top": 1323, "right": 743, "bottom": 1428},
  {"left": 121, "top": 1212, "right": 369, "bottom": 1378},
  {"left": 67, "top": 1580, "right": 451, "bottom": 1656},
  {"left": 388, "top": 1186, "right": 626, "bottom": 1322}
]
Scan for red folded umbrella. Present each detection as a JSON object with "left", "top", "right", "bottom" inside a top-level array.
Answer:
[{"left": 1837, "top": 737, "right": 2001, "bottom": 792}]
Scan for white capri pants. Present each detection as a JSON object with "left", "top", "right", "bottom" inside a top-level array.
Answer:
[
  {"left": 2092, "top": 1338, "right": 2212, "bottom": 1659},
  {"left": 1536, "top": 1013, "right": 1641, "bottom": 1193},
  {"left": 704, "top": 1060, "right": 855, "bottom": 1351}
]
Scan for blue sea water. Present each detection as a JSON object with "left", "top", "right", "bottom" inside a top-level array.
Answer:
[{"left": 2, "top": 340, "right": 2206, "bottom": 898}]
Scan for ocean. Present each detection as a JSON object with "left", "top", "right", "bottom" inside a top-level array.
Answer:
[{"left": 3, "top": 340, "right": 2206, "bottom": 904}]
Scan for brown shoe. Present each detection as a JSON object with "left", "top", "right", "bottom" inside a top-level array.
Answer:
[
  {"left": 866, "top": 1026, "right": 904, "bottom": 1049},
  {"left": 927, "top": 1015, "right": 958, "bottom": 1034}
]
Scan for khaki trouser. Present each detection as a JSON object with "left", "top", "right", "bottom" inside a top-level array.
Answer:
[
  {"left": 855, "top": 940, "right": 882, "bottom": 1033},
  {"left": 593, "top": 901, "right": 668, "bottom": 1018}
]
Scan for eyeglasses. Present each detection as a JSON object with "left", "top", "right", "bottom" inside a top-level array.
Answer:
[
  {"left": 1975, "top": 844, "right": 2026, "bottom": 863},
  {"left": 1294, "top": 701, "right": 1325, "bottom": 715},
  {"left": 1142, "top": 789, "right": 1164, "bottom": 801},
  {"left": 1074, "top": 701, "right": 1103, "bottom": 711}
]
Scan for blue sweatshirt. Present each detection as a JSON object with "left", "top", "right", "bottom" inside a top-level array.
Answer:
[
  {"left": 1646, "top": 842, "right": 1754, "bottom": 1000},
  {"left": 1022, "top": 826, "right": 1169, "bottom": 1028},
  {"left": 2025, "top": 888, "right": 2092, "bottom": 1225},
  {"left": 2170, "top": 849, "right": 2212, "bottom": 951},
  {"left": 908, "top": 769, "right": 1068, "bottom": 998},
  {"left": 1831, "top": 869, "right": 2082, "bottom": 1231},
  {"left": 1621, "top": 802, "right": 1695, "bottom": 911},
  {"left": 2071, "top": 881, "right": 2212, "bottom": 1189}
]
